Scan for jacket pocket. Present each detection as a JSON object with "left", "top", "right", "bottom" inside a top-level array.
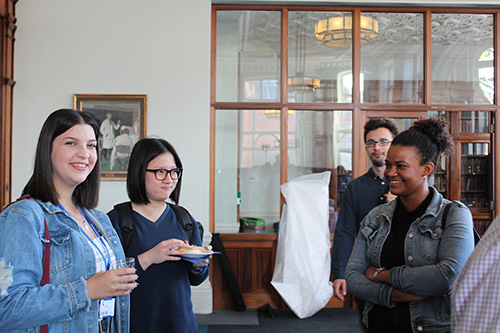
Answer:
[
  {"left": 360, "top": 223, "right": 380, "bottom": 242},
  {"left": 360, "top": 223, "right": 384, "bottom": 257},
  {"left": 48, "top": 228, "right": 72, "bottom": 274},
  {"left": 419, "top": 226, "right": 442, "bottom": 261}
]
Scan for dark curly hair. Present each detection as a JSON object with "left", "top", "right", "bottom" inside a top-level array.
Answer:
[
  {"left": 364, "top": 118, "right": 399, "bottom": 142},
  {"left": 391, "top": 116, "right": 454, "bottom": 168}
]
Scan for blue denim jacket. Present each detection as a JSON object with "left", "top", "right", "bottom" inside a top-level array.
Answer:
[
  {"left": 346, "top": 187, "right": 474, "bottom": 332},
  {"left": 0, "top": 197, "right": 130, "bottom": 332}
]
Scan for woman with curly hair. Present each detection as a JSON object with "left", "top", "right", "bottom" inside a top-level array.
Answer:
[{"left": 346, "top": 116, "right": 475, "bottom": 332}]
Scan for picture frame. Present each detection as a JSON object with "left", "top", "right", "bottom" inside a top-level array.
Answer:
[{"left": 73, "top": 94, "right": 147, "bottom": 180}]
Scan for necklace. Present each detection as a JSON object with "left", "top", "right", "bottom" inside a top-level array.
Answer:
[
  {"left": 71, "top": 209, "right": 90, "bottom": 232},
  {"left": 77, "top": 212, "right": 98, "bottom": 240},
  {"left": 80, "top": 216, "right": 90, "bottom": 232},
  {"left": 59, "top": 202, "right": 93, "bottom": 235}
]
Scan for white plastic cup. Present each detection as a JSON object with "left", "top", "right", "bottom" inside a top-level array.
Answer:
[{"left": 114, "top": 257, "right": 135, "bottom": 286}]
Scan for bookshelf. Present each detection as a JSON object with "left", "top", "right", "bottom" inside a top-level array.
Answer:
[
  {"left": 433, "top": 155, "right": 447, "bottom": 196},
  {"left": 460, "top": 143, "right": 489, "bottom": 209},
  {"left": 454, "top": 111, "right": 493, "bottom": 235},
  {"left": 461, "top": 111, "right": 489, "bottom": 134}
]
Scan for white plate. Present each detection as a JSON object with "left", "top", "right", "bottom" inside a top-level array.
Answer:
[{"left": 180, "top": 251, "right": 214, "bottom": 259}]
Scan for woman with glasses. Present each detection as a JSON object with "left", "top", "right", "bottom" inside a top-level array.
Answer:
[
  {"left": 345, "top": 117, "right": 475, "bottom": 332},
  {"left": 108, "top": 137, "right": 209, "bottom": 333}
]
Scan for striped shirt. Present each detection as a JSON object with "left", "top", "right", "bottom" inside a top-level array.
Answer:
[
  {"left": 87, "top": 235, "right": 116, "bottom": 273},
  {"left": 451, "top": 215, "right": 500, "bottom": 332}
]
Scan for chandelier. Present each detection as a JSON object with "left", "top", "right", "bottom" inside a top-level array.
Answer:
[
  {"left": 288, "top": 76, "right": 320, "bottom": 90},
  {"left": 315, "top": 15, "right": 379, "bottom": 47},
  {"left": 263, "top": 109, "right": 295, "bottom": 118},
  {"left": 289, "top": 15, "right": 320, "bottom": 91}
]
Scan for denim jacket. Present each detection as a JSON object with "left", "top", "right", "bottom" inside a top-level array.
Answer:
[
  {"left": 345, "top": 187, "right": 474, "bottom": 332},
  {"left": 0, "top": 197, "right": 130, "bottom": 332}
]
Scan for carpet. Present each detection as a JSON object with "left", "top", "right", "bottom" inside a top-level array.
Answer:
[
  {"left": 199, "top": 308, "right": 365, "bottom": 333},
  {"left": 195, "top": 309, "right": 259, "bottom": 326}
]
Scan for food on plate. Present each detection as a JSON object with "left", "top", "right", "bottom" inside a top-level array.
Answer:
[{"left": 176, "top": 241, "right": 209, "bottom": 254}]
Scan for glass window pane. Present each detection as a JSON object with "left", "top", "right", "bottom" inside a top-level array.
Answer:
[
  {"left": 215, "top": 109, "right": 281, "bottom": 233},
  {"left": 287, "top": 110, "right": 352, "bottom": 230},
  {"left": 461, "top": 111, "right": 489, "bottom": 133},
  {"left": 431, "top": 14, "right": 494, "bottom": 104},
  {"left": 289, "top": 12, "right": 352, "bottom": 103},
  {"left": 216, "top": 11, "right": 281, "bottom": 102},
  {"left": 361, "top": 13, "right": 424, "bottom": 103},
  {"left": 461, "top": 142, "right": 489, "bottom": 209},
  {"left": 427, "top": 111, "right": 447, "bottom": 196}
]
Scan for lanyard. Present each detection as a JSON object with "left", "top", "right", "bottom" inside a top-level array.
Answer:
[{"left": 58, "top": 203, "right": 111, "bottom": 271}]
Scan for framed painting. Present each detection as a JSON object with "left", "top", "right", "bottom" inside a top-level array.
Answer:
[{"left": 73, "top": 94, "right": 147, "bottom": 180}]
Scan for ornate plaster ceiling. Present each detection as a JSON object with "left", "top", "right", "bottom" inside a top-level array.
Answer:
[{"left": 218, "top": 11, "right": 494, "bottom": 55}]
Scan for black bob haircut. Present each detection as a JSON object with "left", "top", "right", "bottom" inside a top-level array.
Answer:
[
  {"left": 127, "top": 138, "right": 183, "bottom": 205},
  {"left": 23, "top": 109, "right": 101, "bottom": 208}
]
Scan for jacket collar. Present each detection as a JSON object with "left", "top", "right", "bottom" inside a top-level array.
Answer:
[
  {"left": 34, "top": 197, "right": 106, "bottom": 235},
  {"left": 376, "top": 186, "right": 445, "bottom": 228},
  {"left": 31, "top": 197, "right": 62, "bottom": 214},
  {"left": 368, "top": 167, "right": 385, "bottom": 181}
]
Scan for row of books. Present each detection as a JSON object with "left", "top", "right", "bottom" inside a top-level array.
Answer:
[
  {"left": 461, "top": 111, "right": 489, "bottom": 133},
  {"left": 461, "top": 157, "right": 488, "bottom": 174},
  {"left": 461, "top": 194, "right": 489, "bottom": 208},
  {"left": 461, "top": 142, "right": 489, "bottom": 155},
  {"left": 432, "top": 175, "right": 446, "bottom": 192},
  {"left": 461, "top": 175, "right": 487, "bottom": 191}
]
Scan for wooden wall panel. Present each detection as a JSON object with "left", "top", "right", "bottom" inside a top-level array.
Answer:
[
  {"left": 211, "top": 234, "right": 282, "bottom": 309},
  {"left": 0, "top": 0, "right": 15, "bottom": 208},
  {"left": 210, "top": 233, "right": 346, "bottom": 309},
  {"left": 241, "top": 248, "right": 253, "bottom": 293},
  {"left": 254, "top": 249, "right": 274, "bottom": 292}
]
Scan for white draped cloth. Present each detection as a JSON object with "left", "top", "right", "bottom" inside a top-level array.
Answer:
[{"left": 271, "top": 171, "right": 333, "bottom": 319}]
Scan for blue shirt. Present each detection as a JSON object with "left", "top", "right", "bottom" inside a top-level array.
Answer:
[
  {"left": 331, "top": 168, "right": 389, "bottom": 280},
  {"left": 0, "top": 197, "right": 130, "bottom": 333},
  {"left": 108, "top": 204, "right": 209, "bottom": 333}
]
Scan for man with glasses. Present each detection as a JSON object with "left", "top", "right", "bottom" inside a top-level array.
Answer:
[{"left": 331, "top": 118, "right": 398, "bottom": 319}]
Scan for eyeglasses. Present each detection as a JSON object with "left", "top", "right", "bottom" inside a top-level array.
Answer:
[
  {"left": 146, "top": 168, "right": 182, "bottom": 180},
  {"left": 365, "top": 139, "right": 392, "bottom": 147}
]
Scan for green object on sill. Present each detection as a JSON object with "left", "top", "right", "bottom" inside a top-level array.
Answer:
[{"left": 240, "top": 217, "right": 265, "bottom": 227}]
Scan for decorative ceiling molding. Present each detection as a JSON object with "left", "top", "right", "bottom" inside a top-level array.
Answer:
[{"left": 217, "top": 9, "right": 494, "bottom": 74}]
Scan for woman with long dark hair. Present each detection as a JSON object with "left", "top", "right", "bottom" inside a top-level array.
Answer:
[{"left": 0, "top": 109, "right": 137, "bottom": 332}]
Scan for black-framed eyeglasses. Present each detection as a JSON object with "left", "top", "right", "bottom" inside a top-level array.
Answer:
[
  {"left": 365, "top": 139, "right": 392, "bottom": 147},
  {"left": 146, "top": 168, "right": 183, "bottom": 180}
]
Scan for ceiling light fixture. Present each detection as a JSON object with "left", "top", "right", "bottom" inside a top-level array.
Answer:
[
  {"left": 289, "top": 16, "right": 320, "bottom": 91},
  {"left": 288, "top": 76, "right": 320, "bottom": 90},
  {"left": 315, "top": 15, "right": 379, "bottom": 47},
  {"left": 263, "top": 109, "right": 295, "bottom": 118}
]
